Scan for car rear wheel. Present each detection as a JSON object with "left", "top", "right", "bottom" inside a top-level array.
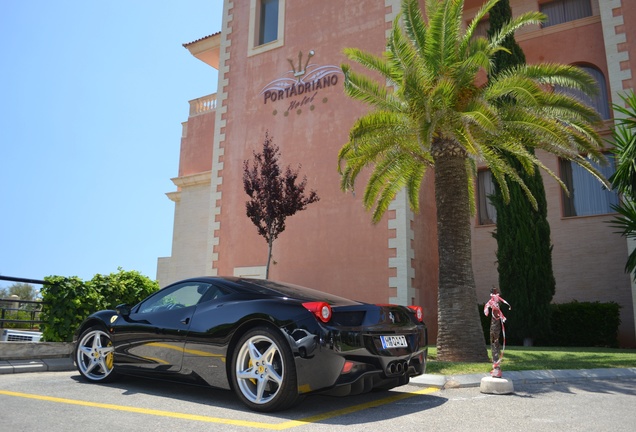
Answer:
[
  {"left": 231, "top": 326, "right": 299, "bottom": 412},
  {"left": 75, "top": 326, "right": 117, "bottom": 382}
]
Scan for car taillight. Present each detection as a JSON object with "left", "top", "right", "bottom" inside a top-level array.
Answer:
[
  {"left": 303, "top": 302, "right": 332, "bottom": 323},
  {"left": 408, "top": 305, "right": 423, "bottom": 322}
]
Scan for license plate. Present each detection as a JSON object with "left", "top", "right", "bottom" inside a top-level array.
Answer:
[{"left": 380, "top": 335, "right": 408, "bottom": 349}]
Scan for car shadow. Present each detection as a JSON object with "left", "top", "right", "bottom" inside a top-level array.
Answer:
[
  {"left": 69, "top": 373, "right": 448, "bottom": 424},
  {"left": 70, "top": 373, "right": 241, "bottom": 409}
]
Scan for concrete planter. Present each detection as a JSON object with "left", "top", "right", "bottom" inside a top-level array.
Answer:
[{"left": 0, "top": 341, "right": 73, "bottom": 360}]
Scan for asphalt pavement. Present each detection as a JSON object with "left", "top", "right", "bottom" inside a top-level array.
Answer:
[{"left": 2, "top": 355, "right": 635, "bottom": 389}]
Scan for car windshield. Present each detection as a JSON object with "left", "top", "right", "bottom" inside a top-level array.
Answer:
[{"left": 237, "top": 279, "right": 358, "bottom": 305}]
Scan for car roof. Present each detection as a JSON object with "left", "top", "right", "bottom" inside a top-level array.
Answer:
[{"left": 179, "top": 276, "right": 359, "bottom": 305}]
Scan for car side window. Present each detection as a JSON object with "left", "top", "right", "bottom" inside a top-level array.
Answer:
[
  {"left": 199, "top": 285, "right": 231, "bottom": 303},
  {"left": 137, "top": 282, "right": 211, "bottom": 314}
]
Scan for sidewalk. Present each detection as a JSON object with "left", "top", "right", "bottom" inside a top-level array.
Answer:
[{"left": 2, "top": 353, "right": 636, "bottom": 389}]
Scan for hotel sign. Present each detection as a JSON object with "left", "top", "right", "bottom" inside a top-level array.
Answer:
[{"left": 260, "top": 50, "right": 343, "bottom": 114}]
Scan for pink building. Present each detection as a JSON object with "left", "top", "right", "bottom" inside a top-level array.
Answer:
[{"left": 157, "top": 0, "right": 636, "bottom": 347}]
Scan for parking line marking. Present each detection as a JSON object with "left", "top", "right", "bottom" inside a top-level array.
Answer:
[{"left": 0, "top": 387, "right": 437, "bottom": 429}]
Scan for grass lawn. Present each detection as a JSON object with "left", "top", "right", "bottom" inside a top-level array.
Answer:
[{"left": 425, "top": 346, "right": 636, "bottom": 375}]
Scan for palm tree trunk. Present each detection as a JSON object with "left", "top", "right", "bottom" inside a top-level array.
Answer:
[{"left": 432, "top": 138, "right": 488, "bottom": 362}]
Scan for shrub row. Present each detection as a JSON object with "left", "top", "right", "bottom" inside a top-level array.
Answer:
[
  {"left": 480, "top": 301, "right": 621, "bottom": 348},
  {"left": 40, "top": 268, "right": 158, "bottom": 342}
]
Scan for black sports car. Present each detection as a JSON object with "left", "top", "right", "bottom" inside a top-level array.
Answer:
[{"left": 74, "top": 277, "right": 427, "bottom": 412}]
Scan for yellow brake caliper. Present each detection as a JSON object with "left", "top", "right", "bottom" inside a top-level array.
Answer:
[{"left": 105, "top": 341, "right": 114, "bottom": 370}]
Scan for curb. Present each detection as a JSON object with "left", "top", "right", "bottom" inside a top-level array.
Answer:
[
  {"left": 0, "top": 357, "right": 75, "bottom": 374},
  {"left": 409, "top": 367, "right": 636, "bottom": 388},
  {"left": 0, "top": 342, "right": 75, "bottom": 374}
]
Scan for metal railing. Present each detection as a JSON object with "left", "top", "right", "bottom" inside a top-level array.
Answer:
[
  {"left": 0, "top": 276, "right": 46, "bottom": 330},
  {"left": 0, "top": 299, "right": 43, "bottom": 330}
]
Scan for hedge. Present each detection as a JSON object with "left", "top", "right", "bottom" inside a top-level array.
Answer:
[
  {"left": 40, "top": 268, "right": 158, "bottom": 342},
  {"left": 480, "top": 301, "right": 621, "bottom": 348}
]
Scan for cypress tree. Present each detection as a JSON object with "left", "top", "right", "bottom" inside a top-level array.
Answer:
[{"left": 487, "top": 0, "right": 556, "bottom": 345}]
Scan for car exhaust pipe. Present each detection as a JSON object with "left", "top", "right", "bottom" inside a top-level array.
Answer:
[{"left": 386, "top": 361, "right": 409, "bottom": 376}]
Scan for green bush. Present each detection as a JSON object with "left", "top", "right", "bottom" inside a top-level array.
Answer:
[
  {"left": 479, "top": 301, "right": 621, "bottom": 348},
  {"left": 88, "top": 268, "right": 159, "bottom": 310},
  {"left": 543, "top": 301, "right": 621, "bottom": 348},
  {"left": 40, "top": 276, "right": 98, "bottom": 342},
  {"left": 40, "top": 269, "right": 159, "bottom": 342}
]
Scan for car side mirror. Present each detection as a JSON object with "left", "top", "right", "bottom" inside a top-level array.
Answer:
[{"left": 116, "top": 304, "right": 131, "bottom": 317}]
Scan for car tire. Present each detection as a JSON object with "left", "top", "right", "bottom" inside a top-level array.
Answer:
[
  {"left": 75, "top": 326, "right": 117, "bottom": 383},
  {"left": 230, "top": 326, "right": 299, "bottom": 412}
]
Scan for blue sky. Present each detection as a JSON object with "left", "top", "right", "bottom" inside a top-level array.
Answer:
[{"left": 0, "top": 1, "right": 222, "bottom": 285}]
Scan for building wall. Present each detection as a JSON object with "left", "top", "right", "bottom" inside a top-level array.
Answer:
[
  {"left": 157, "top": 98, "right": 216, "bottom": 286},
  {"left": 178, "top": 95, "right": 215, "bottom": 177},
  {"left": 202, "top": 0, "right": 432, "bottom": 303},
  {"left": 159, "top": 0, "right": 636, "bottom": 346}
]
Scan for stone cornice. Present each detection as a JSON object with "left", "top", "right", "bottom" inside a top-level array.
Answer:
[{"left": 171, "top": 171, "right": 212, "bottom": 188}]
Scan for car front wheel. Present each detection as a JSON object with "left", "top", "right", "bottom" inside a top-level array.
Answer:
[
  {"left": 230, "top": 327, "right": 299, "bottom": 412},
  {"left": 75, "top": 326, "right": 117, "bottom": 382}
]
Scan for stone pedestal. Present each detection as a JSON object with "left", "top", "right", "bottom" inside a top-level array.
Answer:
[{"left": 479, "top": 376, "right": 514, "bottom": 394}]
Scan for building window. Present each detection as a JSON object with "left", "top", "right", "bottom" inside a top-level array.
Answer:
[
  {"left": 540, "top": 0, "right": 592, "bottom": 28},
  {"left": 555, "top": 65, "right": 611, "bottom": 120},
  {"left": 259, "top": 0, "right": 279, "bottom": 45},
  {"left": 477, "top": 170, "right": 497, "bottom": 225},
  {"left": 248, "top": 0, "right": 285, "bottom": 56},
  {"left": 559, "top": 156, "right": 619, "bottom": 217}
]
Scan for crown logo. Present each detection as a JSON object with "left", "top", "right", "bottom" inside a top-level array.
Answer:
[{"left": 288, "top": 50, "right": 315, "bottom": 81}]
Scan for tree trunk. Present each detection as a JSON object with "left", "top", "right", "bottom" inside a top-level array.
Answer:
[
  {"left": 266, "top": 238, "right": 273, "bottom": 279},
  {"left": 432, "top": 138, "right": 488, "bottom": 362}
]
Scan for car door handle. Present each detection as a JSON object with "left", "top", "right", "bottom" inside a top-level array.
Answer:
[{"left": 181, "top": 317, "right": 190, "bottom": 325}]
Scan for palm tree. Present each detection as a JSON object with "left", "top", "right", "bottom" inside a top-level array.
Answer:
[
  {"left": 609, "top": 91, "right": 636, "bottom": 281},
  {"left": 338, "top": 0, "right": 607, "bottom": 362}
]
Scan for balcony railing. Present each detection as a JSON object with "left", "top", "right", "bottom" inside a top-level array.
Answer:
[{"left": 189, "top": 93, "right": 217, "bottom": 117}]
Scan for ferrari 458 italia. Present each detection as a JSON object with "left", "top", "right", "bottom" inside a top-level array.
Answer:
[{"left": 74, "top": 277, "right": 427, "bottom": 412}]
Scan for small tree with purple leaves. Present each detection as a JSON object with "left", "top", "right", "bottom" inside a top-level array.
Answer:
[{"left": 243, "top": 132, "right": 319, "bottom": 278}]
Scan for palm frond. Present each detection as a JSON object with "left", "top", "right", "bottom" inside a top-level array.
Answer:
[
  {"left": 341, "top": 64, "right": 403, "bottom": 112},
  {"left": 458, "top": 37, "right": 492, "bottom": 74},
  {"left": 460, "top": 98, "right": 500, "bottom": 135},
  {"left": 609, "top": 200, "right": 636, "bottom": 238},
  {"left": 609, "top": 91, "right": 636, "bottom": 196},
  {"left": 461, "top": 0, "right": 499, "bottom": 46},
  {"left": 401, "top": 0, "right": 428, "bottom": 58},
  {"left": 613, "top": 91, "right": 636, "bottom": 130},
  {"left": 387, "top": 18, "right": 416, "bottom": 78},
  {"left": 343, "top": 48, "right": 396, "bottom": 84},
  {"left": 348, "top": 110, "right": 411, "bottom": 142},
  {"left": 485, "top": 75, "right": 544, "bottom": 106},
  {"left": 519, "top": 63, "right": 599, "bottom": 96},
  {"left": 363, "top": 149, "right": 426, "bottom": 222},
  {"left": 487, "top": 11, "right": 545, "bottom": 50},
  {"left": 423, "top": 0, "right": 462, "bottom": 72}
]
